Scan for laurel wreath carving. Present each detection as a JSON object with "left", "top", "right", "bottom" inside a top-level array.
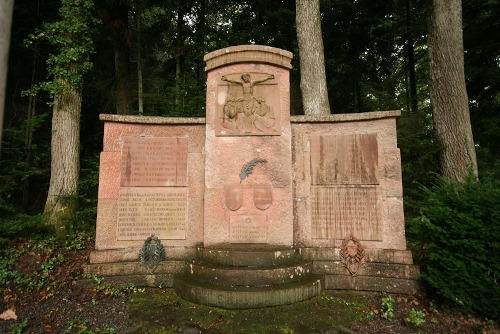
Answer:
[
  {"left": 139, "top": 235, "right": 165, "bottom": 274},
  {"left": 340, "top": 234, "right": 365, "bottom": 276},
  {"left": 239, "top": 158, "right": 267, "bottom": 181}
]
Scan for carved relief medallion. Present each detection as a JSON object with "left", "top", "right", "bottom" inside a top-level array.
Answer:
[
  {"left": 253, "top": 184, "right": 273, "bottom": 210},
  {"left": 139, "top": 235, "right": 165, "bottom": 274},
  {"left": 340, "top": 234, "right": 365, "bottom": 276},
  {"left": 224, "top": 184, "right": 243, "bottom": 211}
]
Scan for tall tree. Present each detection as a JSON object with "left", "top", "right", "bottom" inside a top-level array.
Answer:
[
  {"left": 135, "top": 0, "right": 144, "bottom": 115},
  {"left": 174, "top": 2, "right": 186, "bottom": 107},
  {"left": 462, "top": 0, "right": 500, "bottom": 177},
  {"left": 0, "top": 0, "right": 14, "bottom": 152},
  {"left": 405, "top": 0, "right": 418, "bottom": 114},
  {"left": 428, "top": 0, "right": 478, "bottom": 180},
  {"left": 97, "top": 2, "right": 133, "bottom": 115},
  {"left": 296, "top": 0, "right": 330, "bottom": 115},
  {"left": 39, "top": 0, "right": 97, "bottom": 235}
]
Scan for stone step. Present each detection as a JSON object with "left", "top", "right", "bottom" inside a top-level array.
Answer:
[
  {"left": 325, "top": 275, "right": 421, "bottom": 295},
  {"left": 174, "top": 274, "right": 323, "bottom": 309},
  {"left": 85, "top": 260, "right": 186, "bottom": 276},
  {"left": 187, "top": 260, "right": 314, "bottom": 287},
  {"left": 196, "top": 245, "right": 299, "bottom": 267},
  {"left": 313, "top": 261, "right": 420, "bottom": 280}
]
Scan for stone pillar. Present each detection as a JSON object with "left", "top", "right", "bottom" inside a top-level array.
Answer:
[{"left": 203, "top": 45, "right": 294, "bottom": 247}]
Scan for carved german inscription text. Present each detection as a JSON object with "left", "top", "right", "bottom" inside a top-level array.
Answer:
[
  {"left": 117, "top": 137, "right": 189, "bottom": 241},
  {"left": 121, "top": 137, "right": 187, "bottom": 187},
  {"left": 117, "top": 187, "right": 187, "bottom": 240},
  {"left": 310, "top": 133, "right": 381, "bottom": 241}
]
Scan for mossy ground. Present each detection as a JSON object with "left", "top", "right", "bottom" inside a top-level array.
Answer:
[
  {"left": 2, "top": 237, "right": 497, "bottom": 334},
  {"left": 127, "top": 289, "right": 370, "bottom": 333}
]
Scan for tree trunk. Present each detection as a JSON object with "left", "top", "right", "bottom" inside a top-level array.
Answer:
[
  {"left": 44, "top": 79, "right": 81, "bottom": 237},
  {"left": 175, "top": 5, "right": 185, "bottom": 108},
  {"left": 0, "top": 0, "right": 14, "bottom": 153},
  {"left": 96, "top": 3, "right": 133, "bottom": 115},
  {"left": 111, "top": 5, "right": 132, "bottom": 115},
  {"left": 406, "top": 0, "right": 418, "bottom": 113},
  {"left": 428, "top": 0, "right": 478, "bottom": 180},
  {"left": 296, "top": 0, "right": 330, "bottom": 115},
  {"left": 23, "top": 40, "right": 40, "bottom": 211},
  {"left": 136, "top": 5, "right": 143, "bottom": 115},
  {"left": 196, "top": 0, "right": 206, "bottom": 89}
]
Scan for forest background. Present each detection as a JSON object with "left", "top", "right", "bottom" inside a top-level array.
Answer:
[{"left": 0, "top": 0, "right": 499, "bottom": 323}]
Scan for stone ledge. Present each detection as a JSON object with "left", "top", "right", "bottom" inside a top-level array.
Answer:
[
  {"left": 301, "top": 247, "right": 414, "bottom": 264},
  {"left": 197, "top": 246, "right": 300, "bottom": 267},
  {"left": 99, "top": 114, "right": 206, "bottom": 124},
  {"left": 89, "top": 247, "right": 197, "bottom": 264},
  {"left": 85, "top": 260, "right": 187, "bottom": 276},
  {"left": 325, "top": 275, "right": 421, "bottom": 295},
  {"left": 82, "top": 274, "right": 175, "bottom": 288},
  {"left": 313, "top": 261, "right": 420, "bottom": 280},
  {"left": 291, "top": 110, "right": 400, "bottom": 123}
]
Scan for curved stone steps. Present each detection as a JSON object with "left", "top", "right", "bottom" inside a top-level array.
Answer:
[
  {"left": 174, "top": 274, "right": 323, "bottom": 309},
  {"left": 187, "top": 260, "right": 314, "bottom": 287},
  {"left": 196, "top": 246, "right": 299, "bottom": 267},
  {"left": 174, "top": 246, "right": 323, "bottom": 308}
]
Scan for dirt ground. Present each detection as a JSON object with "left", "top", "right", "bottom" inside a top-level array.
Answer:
[{"left": 0, "top": 239, "right": 498, "bottom": 334}]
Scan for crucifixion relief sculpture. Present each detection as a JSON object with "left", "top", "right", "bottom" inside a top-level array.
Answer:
[{"left": 220, "top": 73, "right": 278, "bottom": 135}]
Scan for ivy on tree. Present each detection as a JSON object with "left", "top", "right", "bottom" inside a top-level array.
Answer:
[{"left": 26, "top": 0, "right": 99, "bottom": 235}]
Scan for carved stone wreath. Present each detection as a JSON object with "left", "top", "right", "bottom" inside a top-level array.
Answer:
[
  {"left": 340, "top": 234, "right": 365, "bottom": 276},
  {"left": 139, "top": 235, "right": 165, "bottom": 274}
]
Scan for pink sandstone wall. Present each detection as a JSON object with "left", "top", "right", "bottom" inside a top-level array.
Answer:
[
  {"left": 92, "top": 116, "right": 205, "bottom": 264},
  {"left": 291, "top": 111, "right": 407, "bottom": 250},
  {"left": 91, "top": 46, "right": 410, "bottom": 267},
  {"left": 203, "top": 46, "right": 294, "bottom": 247}
]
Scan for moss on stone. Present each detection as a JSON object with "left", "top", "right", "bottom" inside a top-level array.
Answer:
[{"left": 127, "top": 289, "right": 370, "bottom": 333}]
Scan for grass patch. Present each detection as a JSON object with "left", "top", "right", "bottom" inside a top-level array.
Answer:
[{"left": 127, "top": 289, "right": 371, "bottom": 333}]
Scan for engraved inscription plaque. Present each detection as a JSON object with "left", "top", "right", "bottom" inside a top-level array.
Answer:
[
  {"left": 311, "top": 186, "right": 381, "bottom": 240},
  {"left": 117, "top": 187, "right": 187, "bottom": 240},
  {"left": 310, "top": 133, "right": 379, "bottom": 185},
  {"left": 229, "top": 214, "right": 268, "bottom": 243},
  {"left": 121, "top": 137, "right": 188, "bottom": 187},
  {"left": 216, "top": 73, "right": 281, "bottom": 136}
]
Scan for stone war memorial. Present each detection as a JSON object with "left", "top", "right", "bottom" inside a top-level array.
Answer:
[{"left": 86, "top": 45, "right": 419, "bottom": 308}]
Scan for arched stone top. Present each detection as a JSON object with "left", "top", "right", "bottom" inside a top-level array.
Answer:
[{"left": 204, "top": 45, "right": 293, "bottom": 72}]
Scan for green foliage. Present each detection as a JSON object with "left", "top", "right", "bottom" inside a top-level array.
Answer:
[
  {"left": 63, "top": 231, "right": 89, "bottom": 251},
  {"left": 87, "top": 275, "right": 145, "bottom": 297},
  {"left": 407, "top": 173, "right": 500, "bottom": 321},
  {"left": 143, "top": 73, "right": 205, "bottom": 117},
  {"left": 0, "top": 248, "right": 20, "bottom": 286},
  {"left": 380, "top": 296, "right": 395, "bottom": 319},
  {"left": 398, "top": 108, "right": 442, "bottom": 217},
  {"left": 463, "top": 0, "right": 500, "bottom": 179},
  {"left": 406, "top": 308, "right": 426, "bottom": 327},
  {"left": 10, "top": 318, "right": 29, "bottom": 334},
  {"left": 278, "top": 325, "right": 294, "bottom": 334},
  {"left": 65, "top": 319, "right": 116, "bottom": 334},
  {"left": 74, "top": 155, "right": 99, "bottom": 230},
  {"left": 0, "top": 214, "right": 52, "bottom": 246},
  {"left": 0, "top": 114, "right": 51, "bottom": 216},
  {"left": 0, "top": 230, "right": 90, "bottom": 292},
  {"left": 25, "top": 0, "right": 99, "bottom": 98}
]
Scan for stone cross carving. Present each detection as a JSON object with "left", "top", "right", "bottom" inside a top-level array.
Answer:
[{"left": 219, "top": 73, "right": 279, "bottom": 135}]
